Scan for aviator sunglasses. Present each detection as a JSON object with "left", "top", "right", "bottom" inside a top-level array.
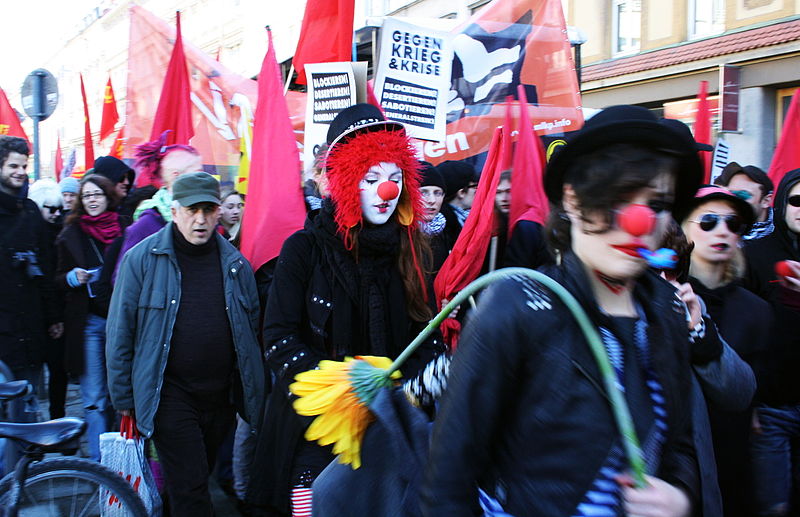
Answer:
[
  {"left": 690, "top": 213, "right": 744, "bottom": 234},
  {"left": 789, "top": 195, "right": 800, "bottom": 208}
]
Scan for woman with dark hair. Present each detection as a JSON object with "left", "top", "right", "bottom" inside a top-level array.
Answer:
[
  {"left": 56, "top": 173, "right": 122, "bottom": 461},
  {"left": 422, "top": 106, "right": 719, "bottom": 517},
  {"left": 249, "top": 104, "right": 444, "bottom": 517},
  {"left": 219, "top": 188, "right": 244, "bottom": 247}
]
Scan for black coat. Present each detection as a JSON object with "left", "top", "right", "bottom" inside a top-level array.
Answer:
[
  {"left": 55, "top": 223, "right": 107, "bottom": 375},
  {"left": 421, "top": 254, "right": 698, "bottom": 516},
  {"left": 744, "top": 168, "right": 800, "bottom": 405},
  {"left": 0, "top": 191, "right": 57, "bottom": 372},
  {"left": 248, "top": 205, "right": 444, "bottom": 515}
]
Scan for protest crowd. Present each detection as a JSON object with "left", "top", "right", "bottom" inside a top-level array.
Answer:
[{"left": 3, "top": 4, "right": 800, "bottom": 517}]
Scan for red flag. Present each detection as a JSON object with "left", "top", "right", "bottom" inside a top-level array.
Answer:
[
  {"left": 80, "top": 74, "right": 95, "bottom": 170},
  {"left": 0, "top": 87, "right": 29, "bottom": 142},
  {"left": 239, "top": 29, "right": 306, "bottom": 271},
  {"left": 150, "top": 11, "right": 193, "bottom": 146},
  {"left": 433, "top": 126, "right": 510, "bottom": 349},
  {"left": 694, "top": 80, "right": 712, "bottom": 183},
  {"left": 109, "top": 127, "right": 125, "bottom": 158},
  {"left": 54, "top": 135, "right": 64, "bottom": 177},
  {"left": 100, "top": 76, "right": 119, "bottom": 140},
  {"left": 769, "top": 90, "right": 800, "bottom": 188},
  {"left": 508, "top": 84, "right": 549, "bottom": 237},
  {"left": 366, "top": 80, "right": 384, "bottom": 115},
  {"left": 292, "top": 0, "right": 355, "bottom": 84}
]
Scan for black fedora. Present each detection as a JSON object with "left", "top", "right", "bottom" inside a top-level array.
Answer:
[
  {"left": 326, "top": 104, "right": 405, "bottom": 148},
  {"left": 545, "top": 105, "right": 703, "bottom": 216}
]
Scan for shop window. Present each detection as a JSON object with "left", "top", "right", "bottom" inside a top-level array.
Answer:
[
  {"left": 612, "top": 0, "right": 641, "bottom": 56},
  {"left": 688, "top": 0, "right": 725, "bottom": 39}
]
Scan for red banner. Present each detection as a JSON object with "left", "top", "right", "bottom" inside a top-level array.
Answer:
[
  {"left": 416, "top": 0, "right": 583, "bottom": 165},
  {"left": 125, "top": 5, "right": 306, "bottom": 178},
  {"left": 81, "top": 74, "right": 95, "bottom": 170}
]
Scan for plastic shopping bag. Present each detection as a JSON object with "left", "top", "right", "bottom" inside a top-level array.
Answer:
[{"left": 99, "top": 415, "right": 163, "bottom": 516}]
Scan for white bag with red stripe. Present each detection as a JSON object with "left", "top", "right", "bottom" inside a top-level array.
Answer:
[{"left": 99, "top": 415, "right": 162, "bottom": 516}]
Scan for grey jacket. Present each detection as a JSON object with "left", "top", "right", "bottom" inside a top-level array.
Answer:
[{"left": 106, "top": 225, "right": 265, "bottom": 438}]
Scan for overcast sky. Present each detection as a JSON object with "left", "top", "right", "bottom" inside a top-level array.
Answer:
[{"left": 2, "top": 0, "right": 99, "bottom": 97}]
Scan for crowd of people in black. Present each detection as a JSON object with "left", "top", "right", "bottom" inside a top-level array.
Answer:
[{"left": 1, "top": 100, "right": 800, "bottom": 517}]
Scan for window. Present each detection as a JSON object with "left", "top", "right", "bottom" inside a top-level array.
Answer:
[
  {"left": 689, "top": 0, "right": 725, "bottom": 39},
  {"left": 612, "top": 0, "right": 641, "bottom": 56}
]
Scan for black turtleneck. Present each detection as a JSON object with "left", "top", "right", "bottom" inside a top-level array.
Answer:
[{"left": 165, "top": 224, "right": 235, "bottom": 400}]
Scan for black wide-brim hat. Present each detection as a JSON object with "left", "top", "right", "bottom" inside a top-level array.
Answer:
[
  {"left": 326, "top": 104, "right": 405, "bottom": 148},
  {"left": 545, "top": 105, "right": 704, "bottom": 218}
]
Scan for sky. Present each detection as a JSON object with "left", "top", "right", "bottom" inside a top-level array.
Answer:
[{"left": 2, "top": 0, "right": 101, "bottom": 97}]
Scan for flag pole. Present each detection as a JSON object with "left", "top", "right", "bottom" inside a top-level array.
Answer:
[{"left": 284, "top": 64, "right": 294, "bottom": 95}]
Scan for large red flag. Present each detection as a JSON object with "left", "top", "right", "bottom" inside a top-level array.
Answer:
[
  {"left": 292, "top": 0, "right": 355, "bottom": 84},
  {"left": 150, "top": 11, "right": 193, "bottom": 146},
  {"left": 433, "top": 125, "right": 510, "bottom": 349},
  {"left": 508, "top": 84, "right": 549, "bottom": 237},
  {"left": 0, "top": 87, "right": 29, "bottom": 142},
  {"left": 80, "top": 74, "right": 95, "bottom": 170},
  {"left": 109, "top": 127, "right": 125, "bottom": 159},
  {"left": 694, "top": 80, "right": 712, "bottom": 183},
  {"left": 100, "top": 76, "right": 119, "bottom": 140},
  {"left": 239, "top": 29, "right": 306, "bottom": 272},
  {"left": 54, "top": 135, "right": 63, "bottom": 177},
  {"left": 769, "top": 90, "right": 800, "bottom": 188}
]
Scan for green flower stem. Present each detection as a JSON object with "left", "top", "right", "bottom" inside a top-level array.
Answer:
[{"left": 385, "top": 267, "right": 647, "bottom": 488}]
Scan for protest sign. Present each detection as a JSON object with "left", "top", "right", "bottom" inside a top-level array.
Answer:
[
  {"left": 374, "top": 18, "right": 453, "bottom": 142},
  {"left": 303, "top": 62, "right": 365, "bottom": 169}
]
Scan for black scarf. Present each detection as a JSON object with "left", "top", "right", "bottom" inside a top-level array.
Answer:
[{"left": 311, "top": 200, "right": 408, "bottom": 358}]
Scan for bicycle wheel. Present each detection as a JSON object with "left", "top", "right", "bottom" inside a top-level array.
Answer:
[{"left": 0, "top": 457, "right": 148, "bottom": 517}]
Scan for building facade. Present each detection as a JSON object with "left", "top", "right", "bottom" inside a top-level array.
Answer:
[{"left": 565, "top": 0, "right": 800, "bottom": 170}]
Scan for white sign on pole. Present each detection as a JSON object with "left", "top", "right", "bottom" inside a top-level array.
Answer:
[
  {"left": 374, "top": 18, "right": 453, "bottom": 142},
  {"left": 303, "top": 63, "right": 359, "bottom": 170}
]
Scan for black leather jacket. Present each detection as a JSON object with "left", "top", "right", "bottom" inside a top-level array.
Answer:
[{"left": 421, "top": 253, "right": 699, "bottom": 516}]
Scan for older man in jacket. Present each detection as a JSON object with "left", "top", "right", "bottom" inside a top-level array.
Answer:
[{"left": 106, "top": 171, "right": 264, "bottom": 516}]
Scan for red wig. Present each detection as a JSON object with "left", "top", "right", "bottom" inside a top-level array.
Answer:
[{"left": 324, "top": 129, "right": 423, "bottom": 238}]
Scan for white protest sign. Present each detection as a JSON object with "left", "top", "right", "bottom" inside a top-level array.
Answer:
[
  {"left": 304, "top": 63, "right": 359, "bottom": 170},
  {"left": 374, "top": 18, "right": 453, "bottom": 142}
]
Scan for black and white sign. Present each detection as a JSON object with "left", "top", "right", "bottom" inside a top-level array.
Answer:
[{"left": 374, "top": 18, "right": 453, "bottom": 142}]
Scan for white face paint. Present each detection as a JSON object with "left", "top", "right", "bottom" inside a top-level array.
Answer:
[{"left": 359, "top": 162, "right": 403, "bottom": 226}]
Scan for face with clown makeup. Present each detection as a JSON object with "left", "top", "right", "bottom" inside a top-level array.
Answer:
[{"left": 359, "top": 162, "right": 403, "bottom": 225}]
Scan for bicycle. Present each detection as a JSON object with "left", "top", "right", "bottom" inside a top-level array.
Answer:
[{"left": 0, "top": 380, "right": 147, "bottom": 517}]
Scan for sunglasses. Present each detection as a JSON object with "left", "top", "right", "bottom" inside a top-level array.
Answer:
[
  {"left": 789, "top": 195, "right": 800, "bottom": 208},
  {"left": 690, "top": 213, "right": 744, "bottom": 234},
  {"left": 43, "top": 205, "right": 61, "bottom": 214},
  {"left": 731, "top": 190, "right": 753, "bottom": 201}
]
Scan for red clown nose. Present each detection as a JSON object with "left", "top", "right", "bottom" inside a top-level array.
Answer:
[
  {"left": 377, "top": 181, "right": 400, "bottom": 201},
  {"left": 775, "top": 260, "right": 797, "bottom": 279},
  {"left": 617, "top": 204, "right": 656, "bottom": 237}
]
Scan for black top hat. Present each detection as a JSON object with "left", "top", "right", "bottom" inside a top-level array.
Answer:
[
  {"left": 545, "top": 105, "right": 703, "bottom": 216},
  {"left": 326, "top": 104, "right": 405, "bottom": 147}
]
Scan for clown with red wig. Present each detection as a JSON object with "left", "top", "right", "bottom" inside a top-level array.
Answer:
[{"left": 249, "top": 104, "right": 446, "bottom": 516}]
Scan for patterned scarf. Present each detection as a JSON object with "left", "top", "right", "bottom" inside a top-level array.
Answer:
[
  {"left": 134, "top": 187, "right": 173, "bottom": 222},
  {"left": 450, "top": 204, "right": 470, "bottom": 226},
  {"left": 744, "top": 208, "right": 774, "bottom": 241},
  {"left": 420, "top": 212, "right": 446, "bottom": 236}
]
